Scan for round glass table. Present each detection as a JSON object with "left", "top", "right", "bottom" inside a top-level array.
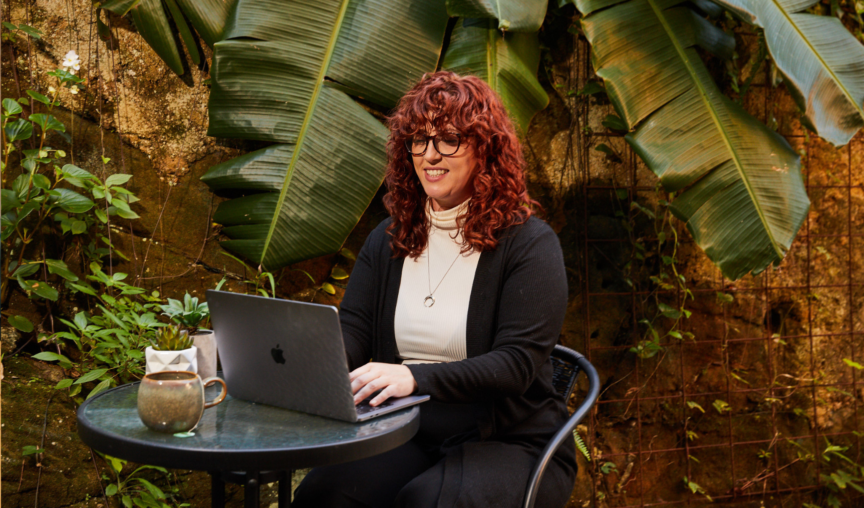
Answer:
[{"left": 77, "top": 382, "right": 420, "bottom": 508}]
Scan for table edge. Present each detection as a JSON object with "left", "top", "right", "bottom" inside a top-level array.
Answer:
[{"left": 77, "top": 382, "right": 421, "bottom": 471}]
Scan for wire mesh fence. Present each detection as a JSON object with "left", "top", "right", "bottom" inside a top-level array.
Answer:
[{"left": 566, "top": 30, "right": 864, "bottom": 507}]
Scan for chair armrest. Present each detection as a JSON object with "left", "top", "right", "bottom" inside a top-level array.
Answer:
[{"left": 523, "top": 356, "right": 600, "bottom": 508}]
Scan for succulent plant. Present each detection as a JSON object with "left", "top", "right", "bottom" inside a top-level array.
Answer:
[
  {"left": 159, "top": 293, "right": 209, "bottom": 334},
  {"left": 151, "top": 325, "right": 194, "bottom": 351}
]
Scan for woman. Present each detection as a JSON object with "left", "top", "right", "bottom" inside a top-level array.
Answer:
[{"left": 293, "top": 71, "right": 575, "bottom": 508}]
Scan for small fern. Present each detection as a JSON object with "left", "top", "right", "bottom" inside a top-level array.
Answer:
[{"left": 573, "top": 430, "right": 591, "bottom": 462}]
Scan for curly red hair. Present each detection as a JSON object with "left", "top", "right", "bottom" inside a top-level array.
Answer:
[{"left": 383, "top": 71, "right": 537, "bottom": 258}]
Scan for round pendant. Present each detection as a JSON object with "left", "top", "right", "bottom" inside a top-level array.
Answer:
[{"left": 424, "top": 296, "right": 435, "bottom": 308}]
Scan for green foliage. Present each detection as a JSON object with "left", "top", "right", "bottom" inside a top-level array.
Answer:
[
  {"left": 572, "top": 430, "right": 591, "bottom": 462},
  {"left": 1, "top": 22, "right": 42, "bottom": 42},
  {"left": 103, "top": 0, "right": 235, "bottom": 76},
  {"left": 818, "top": 438, "right": 864, "bottom": 505},
  {"left": 594, "top": 143, "right": 622, "bottom": 164},
  {"left": 601, "top": 114, "right": 628, "bottom": 132},
  {"left": 43, "top": 264, "right": 165, "bottom": 399},
  {"left": 714, "top": 0, "right": 864, "bottom": 146},
  {"left": 159, "top": 293, "right": 209, "bottom": 333},
  {"left": 612, "top": 186, "right": 694, "bottom": 360},
  {"left": 8, "top": 315, "right": 33, "bottom": 332},
  {"left": 577, "top": 0, "right": 810, "bottom": 281},
  {"left": 441, "top": 18, "right": 548, "bottom": 133},
  {"left": 1, "top": 56, "right": 154, "bottom": 403},
  {"left": 151, "top": 325, "right": 194, "bottom": 352},
  {"left": 686, "top": 401, "right": 704, "bottom": 413},
  {"left": 712, "top": 399, "right": 731, "bottom": 414},
  {"left": 445, "top": 0, "right": 547, "bottom": 32},
  {"left": 722, "top": 29, "right": 767, "bottom": 105},
  {"left": 786, "top": 425, "right": 864, "bottom": 506},
  {"left": 202, "top": 0, "right": 451, "bottom": 270},
  {"left": 1, "top": 63, "right": 139, "bottom": 308},
  {"left": 843, "top": 358, "right": 863, "bottom": 370},
  {"left": 218, "top": 251, "right": 278, "bottom": 298},
  {"left": 683, "top": 476, "right": 712, "bottom": 501},
  {"left": 100, "top": 453, "right": 189, "bottom": 508},
  {"left": 22, "top": 445, "right": 44, "bottom": 456}
]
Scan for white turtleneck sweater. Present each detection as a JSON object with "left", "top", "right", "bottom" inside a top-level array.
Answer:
[{"left": 394, "top": 199, "right": 481, "bottom": 365}]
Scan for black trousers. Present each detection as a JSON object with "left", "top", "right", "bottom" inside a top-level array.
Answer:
[{"left": 292, "top": 401, "right": 575, "bottom": 508}]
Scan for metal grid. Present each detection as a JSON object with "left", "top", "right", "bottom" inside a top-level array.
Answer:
[{"left": 569, "top": 32, "right": 864, "bottom": 507}]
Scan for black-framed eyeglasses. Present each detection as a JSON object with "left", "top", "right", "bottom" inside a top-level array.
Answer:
[{"left": 405, "top": 133, "right": 462, "bottom": 156}]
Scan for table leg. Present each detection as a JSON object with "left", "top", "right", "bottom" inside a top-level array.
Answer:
[
  {"left": 279, "top": 470, "right": 293, "bottom": 508},
  {"left": 210, "top": 472, "right": 225, "bottom": 508},
  {"left": 245, "top": 471, "right": 260, "bottom": 508}
]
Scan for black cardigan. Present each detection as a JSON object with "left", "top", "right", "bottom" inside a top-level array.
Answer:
[{"left": 340, "top": 215, "right": 575, "bottom": 454}]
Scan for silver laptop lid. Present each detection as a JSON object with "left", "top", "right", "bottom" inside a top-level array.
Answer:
[{"left": 206, "top": 290, "right": 359, "bottom": 422}]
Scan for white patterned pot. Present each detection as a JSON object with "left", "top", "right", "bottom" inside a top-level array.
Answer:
[{"left": 145, "top": 346, "right": 198, "bottom": 374}]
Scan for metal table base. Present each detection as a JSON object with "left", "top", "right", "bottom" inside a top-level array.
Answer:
[{"left": 211, "top": 470, "right": 292, "bottom": 508}]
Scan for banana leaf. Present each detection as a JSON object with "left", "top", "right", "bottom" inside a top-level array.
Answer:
[
  {"left": 578, "top": 0, "right": 809, "bottom": 280},
  {"left": 712, "top": 0, "right": 864, "bottom": 147},
  {"left": 446, "top": 0, "right": 548, "bottom": 32},
  {"left": 175, "top": 0, "right": 234, "bottom": 47},
  {"left": 163, "top": 0, "right": 200, "bottom": 66},
  {"left": 441, "top": 18, "right": 548, "bottom": 133},
  {"left": 101, "top": 0, "right": 142, "bottom": 16},
  {"left": 129, "top": 0, "right": 184, "bottom": 75},
  {"left": 689, "top": 0, "right": 723, "bottom": 17},
  {"left": 203, "top": 0, "right": 448, "bottom": 269},
  {"left": 128, "top": 0, "right": 236, "bottom": 76}
]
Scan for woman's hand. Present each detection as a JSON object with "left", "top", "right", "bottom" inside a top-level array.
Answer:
[{"left": 349, "top": 363, "right": 418, "bottom": 406}]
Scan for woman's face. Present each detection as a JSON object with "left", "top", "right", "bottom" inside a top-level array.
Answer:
[{"left": 411, "top": 127, "right": 477, "bottom": 212}]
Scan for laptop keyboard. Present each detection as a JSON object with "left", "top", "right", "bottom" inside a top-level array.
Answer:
[{"left": 356, "top": 397, "right": 393, "bottom": 415}]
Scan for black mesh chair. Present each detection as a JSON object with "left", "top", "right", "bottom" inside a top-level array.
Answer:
[{"left": 523, "top": 345, "right": 600, "bottom": 508}]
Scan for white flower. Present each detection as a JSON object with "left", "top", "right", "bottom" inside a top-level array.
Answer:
[
  {"left": 62, "top": 50, "right": 81, "bottom": 72},
  {"left": 48, "top": 86, "right": 56, "bottom": 94},
  {"left": 69, "top": 85, "right": 79, "bottom": 95}
]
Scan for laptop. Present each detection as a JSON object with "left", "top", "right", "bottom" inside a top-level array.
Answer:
[{"left": 206, "top": 290, "right": 429, "bottom": 422}]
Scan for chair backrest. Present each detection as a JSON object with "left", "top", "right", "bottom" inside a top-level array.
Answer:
[
  {"left": 550, "top": 344, "right": 582, "bottom": 401},
  {"left": 525, "top": 344, "right": 599, "bottom": 508}
]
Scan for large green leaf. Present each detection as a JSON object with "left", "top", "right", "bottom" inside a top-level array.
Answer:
[
  {"left": 441, "top": 18, "right": 549, "bottom": 133},
  {"left": 102, "top": 0, "right": 142, "bottom": 16},
  {"left": 49, "top": 188, "right": 95, "bottom": 214},
  {"left": 174, "top": 0, "right": 233, "bottom": 47},
  {"left": 128, "top": 0, "right": 237, "bottom": 75},
  {"left": 129, "top": 0, "right": 184, "bottom": 75},
  {"left": 203, "top": 0, "right": 448, "bottom": 269},
  {"left": 578, "top": 0, "right": 809, "bottom": 280},
  {"left": 713, "top": 0, "right": 864, "bottom": 147},
  {"left": 163, "top": 0, "right": 201, "bottom": 66},
  {"left": 446, "top": 0, "right": 547, "bottom": 32}
]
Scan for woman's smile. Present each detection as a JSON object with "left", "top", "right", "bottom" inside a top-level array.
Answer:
[{"left": 423, "top": 167, "right": 448, "bottom": 180}]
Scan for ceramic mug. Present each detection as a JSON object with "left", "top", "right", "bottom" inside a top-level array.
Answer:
[{"left": 137, "top": 371, "right": 227, "bottom": 433}]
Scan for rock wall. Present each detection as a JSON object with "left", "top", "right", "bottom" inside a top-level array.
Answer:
[{"left": 2, "top": 1, "right": 863, "bottom": 507}]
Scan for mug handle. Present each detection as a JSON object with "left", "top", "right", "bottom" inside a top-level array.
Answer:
[{"left": 202, "top": 377, "right": 227, "bottom": 409}]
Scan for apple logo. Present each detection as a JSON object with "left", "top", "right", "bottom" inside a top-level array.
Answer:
[{"left": 271, "top": 344, "right": 286, "bottom": 364}]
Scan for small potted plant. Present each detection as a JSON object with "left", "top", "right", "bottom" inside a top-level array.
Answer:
[
  {"left": 145, "top": 325, "right": 198, "bottom": 374},
  {"left": 160, "top": 293, "right": 216, "bottom": 378}
]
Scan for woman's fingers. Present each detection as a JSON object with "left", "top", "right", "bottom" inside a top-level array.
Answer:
[
  {"left": 370, "top": 386, "right": 392, "bottom": 406},
  {"left": 349, "top": 363, "right": 418, "bottom": 406},
  {"left": 350, "top": 372, "right": 367, "bottom": 394},
  {"left": 353, "top": 377, "right": 384, "bottom": 404},
  {"left": 348, "top": 363, "right": 370, "bottom": 382}
]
